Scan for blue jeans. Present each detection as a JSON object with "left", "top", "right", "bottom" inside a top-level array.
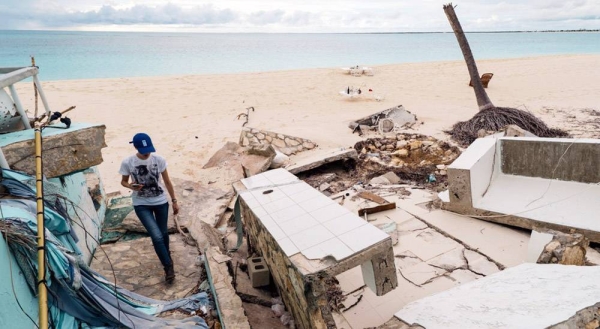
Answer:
[{"left": 134, "top": 202, "right": 172, "bottom": 267}]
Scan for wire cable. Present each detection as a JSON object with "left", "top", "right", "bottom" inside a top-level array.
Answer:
[{"left": 0, "top": 203, "right": 40, "bottom": 328}]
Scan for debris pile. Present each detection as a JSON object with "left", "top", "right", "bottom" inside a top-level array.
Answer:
[
  {"left": 349, "top": 105, "right": 418, "bottom": 136},
  {"left": 354, "top": 133, "right": 461, "bottom": 182}
]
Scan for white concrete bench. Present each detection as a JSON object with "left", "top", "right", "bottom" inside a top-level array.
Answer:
[{"left": 446, "top": 137, "right": 600, "bottom": 242}]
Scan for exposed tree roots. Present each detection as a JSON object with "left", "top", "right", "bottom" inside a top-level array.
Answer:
[{"left": 447, "top": 107, "right": 569, "bottom": 146}]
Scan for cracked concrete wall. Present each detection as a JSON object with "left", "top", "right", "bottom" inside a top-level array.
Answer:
[
  {"left": 239, "top": 127, "right": 317, "bottom": 156},
  {"left": 501, "top": 138, "right": 600, "bottom": 183}
]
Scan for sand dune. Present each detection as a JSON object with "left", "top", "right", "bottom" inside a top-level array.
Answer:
[{"left": 14, "top": 54, "right": 600, "bottom": 194}]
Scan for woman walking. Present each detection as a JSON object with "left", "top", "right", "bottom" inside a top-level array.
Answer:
[{"left": 119, "top": 133, "right": 180, "bottom": 283}]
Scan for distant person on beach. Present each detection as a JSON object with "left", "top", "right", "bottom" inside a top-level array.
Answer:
[
  {"left": 347, "top": 86, "right": 350, "bottom": 94},
  {"left": 119, "top": 133, "right": 179, "bottom": 283}
]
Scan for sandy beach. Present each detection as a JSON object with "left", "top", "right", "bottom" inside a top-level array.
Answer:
[{"left": 14, "top": 54, "right": 600, "bottom": 194}]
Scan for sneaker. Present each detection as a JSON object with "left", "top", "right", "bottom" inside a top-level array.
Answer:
[{"left": 165, "top": 264, "right": 175, "bottom": 283}]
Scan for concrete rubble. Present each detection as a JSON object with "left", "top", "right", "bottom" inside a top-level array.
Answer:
[
  {"left": 530, "top": 230, "right": 588, "bottom": 266},
  {"left": 348, "top": 105, "right": 418, "bottom": 135},
  {"left": 92, "top": 125, "right": 600, "bottom": 329},
  {"left": 354, "top": 134, "right": 461, "bottom": 182}
]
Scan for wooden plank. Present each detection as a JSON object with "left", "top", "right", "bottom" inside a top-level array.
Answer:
[
  {"left": 358, "top": 202, "right": 396, "bottom": 216},
  {"left": 357, "top": 191, "right": 388, "bottom": 204}
]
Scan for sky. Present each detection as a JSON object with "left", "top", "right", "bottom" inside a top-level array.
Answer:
[{"left": 0, "top": 0, "right": 599, "bottom": 32}]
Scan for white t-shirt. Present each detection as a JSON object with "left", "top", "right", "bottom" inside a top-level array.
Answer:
[{"left": 119, "top": 154, "right": 168, "bottom": 206}]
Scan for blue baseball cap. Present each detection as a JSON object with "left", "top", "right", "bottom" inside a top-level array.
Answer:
[{"left": 130, "top": 133, "right": 156, "bottom": 154}]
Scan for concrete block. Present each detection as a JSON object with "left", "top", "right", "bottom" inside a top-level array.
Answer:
[
  {"left": 0, "top": 123, "right": 107, "bottom": 178},
  {"left": 248, "top": 257, "right": 270, "bottom": 288}
]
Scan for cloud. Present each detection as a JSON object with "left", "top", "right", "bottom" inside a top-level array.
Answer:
[
  {"left": 55, "top": 4, "right": 237, "bottom": 26},
  {"left": 246, "top": 10, "right": 285, "bottom": 25},
  {"left": 0, "top": 1, "right": 599, "bottom": 31}
]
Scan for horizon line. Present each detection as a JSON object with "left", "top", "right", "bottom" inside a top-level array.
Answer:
[{"left": 1, "top": 29, "right": 599, "bottom": 34}]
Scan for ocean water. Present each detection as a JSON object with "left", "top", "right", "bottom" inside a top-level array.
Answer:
[{"left": 1, "top": 30, "right": 599, "bottom": 80}]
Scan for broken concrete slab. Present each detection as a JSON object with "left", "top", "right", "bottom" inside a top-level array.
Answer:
[
  {"left": 413, "top": 210, "right": 529, "bottom": 268},
  {"left": 349, "top": 105, "right": 417, "bottom": 135},
  {"left": 194, "top": 221, "right": 226, "bottom": 253},
  {"left": 395, "top": 263, "right": 600, "bottom": 329},
  {"left": 203, "top": 141, "right": 243, "bottom": 169},
  {"left": 172, "top": 178, "right": 232, "bottom": 229},
  {"left": 463, "top": 249, "right": 500, "bottom": 276},
  {"left": 286, "top": 147, "right": 358, "bottom": 175},
  {"left": 448, "top": 269, "right": 483, "bottom": 284},
  {"left": 394, "top": 251, "right": 423, "bottom": 270},
  {"left": 202, "top": 141, "right": 275, "bottom": 177},
  {"left": 399, "top": 262, "right": 445, "bottom": 286},
  {"left": 205, "top": 246, "right": 251, "bottom": 329},
  {"left": 396, "top": 218, "right": 428, "bottom": 235},
  {"left": 239, "top": 127, "right": 317, "bottom": 156},
  {"left": 427, "top": 247, "right": 467, "bottom": 271},
  {"left": 0, "top": 123, "right": 106, "bottom": 178},
  {"left": 397, "top": 228, "right": 461, "bottom": 262}
]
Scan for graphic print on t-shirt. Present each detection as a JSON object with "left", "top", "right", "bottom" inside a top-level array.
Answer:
[{"left": 132, "top": 163, "right": 163, "bottom": 198}]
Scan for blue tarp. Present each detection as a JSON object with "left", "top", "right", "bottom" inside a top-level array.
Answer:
[{"left": 0, "top": 168, "right": 209, "bottom": 328}]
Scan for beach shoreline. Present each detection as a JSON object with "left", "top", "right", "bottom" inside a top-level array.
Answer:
[{"left": 14, "top": 54, "right": 600, "bottom": 194}]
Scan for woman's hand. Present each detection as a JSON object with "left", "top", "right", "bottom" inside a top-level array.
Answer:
[
  {"left": 130, "top": 183, "right": 144, "bottom": 191},
  {"left": 172, "top": 201, "right": 180, "bottom": 215}
]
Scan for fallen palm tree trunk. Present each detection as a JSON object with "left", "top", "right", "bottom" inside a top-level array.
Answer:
[{"left": 443, "top": 3, "right": 568, "bottom": 146}]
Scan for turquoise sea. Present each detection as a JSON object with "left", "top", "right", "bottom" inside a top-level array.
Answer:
[{"left": 1, "top": 30, "right": 600, "bottom": 80}]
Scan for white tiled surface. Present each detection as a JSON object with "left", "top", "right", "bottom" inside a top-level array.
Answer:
[
  {"left": 278, "top": 237, "right": 300, "bottom": 256},
  {"left": 240, "top": 169, "right": 388, "bottom": 262}
]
